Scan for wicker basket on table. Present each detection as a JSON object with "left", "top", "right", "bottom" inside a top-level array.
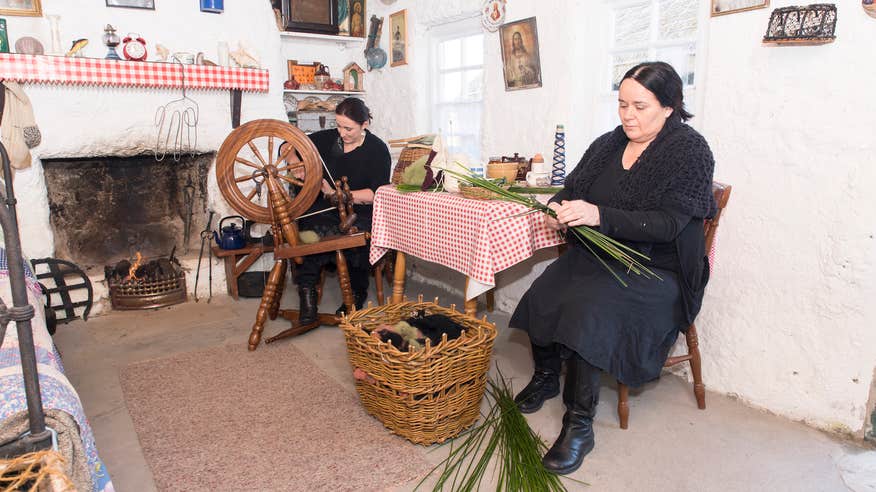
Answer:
[
  {"left": 457, "top": 183, "right": 501, "bottom": 200},
  {"left": 340, "top": 297, "right": 497, "bottom": 445},
  {"left": 390, "top": 146, "right": 433, "bottom": 185}
]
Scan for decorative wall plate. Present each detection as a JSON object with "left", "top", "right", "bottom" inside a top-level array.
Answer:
[{"left": 481, "top": 0, "right": 506, "bottom": 32}]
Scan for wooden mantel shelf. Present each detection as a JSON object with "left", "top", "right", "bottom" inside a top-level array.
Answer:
[{"left": 0, "top": 53, "right": 270, "bottom": 92}]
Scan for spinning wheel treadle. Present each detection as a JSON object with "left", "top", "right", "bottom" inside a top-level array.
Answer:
[{"left": 216, "top": 119, "right": 321, "bottom": 224}]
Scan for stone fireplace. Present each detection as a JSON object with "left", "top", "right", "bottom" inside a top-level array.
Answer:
[{"left": 42, "top": 154, "right": 213, "bottom": 271}]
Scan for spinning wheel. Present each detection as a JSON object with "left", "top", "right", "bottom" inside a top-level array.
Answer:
[
  {"left": 216, "top": 119, "right": 321, "bottom": 224},
  {"left": 215, "top": 119, "right": 369, "bottom": 351}
]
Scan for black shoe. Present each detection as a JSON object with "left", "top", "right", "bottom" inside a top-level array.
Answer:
[
  {"left": 336, "top": 290, "right": 367, "bottom": 316},
  {"left": 541, "top": 411, "right": 595, "bottom": 474},
  {"left": 298, "top": 286, "right": 318, "bottom": 325},
  {"left": 514, "top": 370, "right": 560, "bottom": 414},
  {"left": 541, "top": 356, "right": 601, "bottom": 475}
]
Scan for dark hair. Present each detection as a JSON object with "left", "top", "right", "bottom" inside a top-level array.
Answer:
[
  {"left": 621, "top": 61, "right": 693, "bottom": 122},
  {"left": 335, "top": 97, "right": 372, "bottom": 125}
]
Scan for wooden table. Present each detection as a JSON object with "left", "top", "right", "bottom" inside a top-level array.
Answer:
[
  {"left": 211, "top": 244, "right": 274, "bottom": 299},
  {"left": 370, "top": 186, "right": 565, "bottom": 316}
]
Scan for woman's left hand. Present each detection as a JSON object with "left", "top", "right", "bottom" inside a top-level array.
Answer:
[{"left": 554, "top": 199, "right": 600, "bottom": 227}]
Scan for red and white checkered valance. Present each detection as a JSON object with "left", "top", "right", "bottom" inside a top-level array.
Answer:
[{"left": 0, "top": 54, "right": 269, "bottom": 92}]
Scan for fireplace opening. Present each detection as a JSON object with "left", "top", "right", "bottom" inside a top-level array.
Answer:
[{"left": 42, "top": 154, "right": 213, "bottom": 271}]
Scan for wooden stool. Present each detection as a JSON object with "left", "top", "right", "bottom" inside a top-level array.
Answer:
[{"left": 211, "top": 244, "right": 274, "bottom": 300}]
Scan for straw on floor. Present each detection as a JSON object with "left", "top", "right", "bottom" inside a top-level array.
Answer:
[{"left": 119, "top": 342, "right": 430, "bottom": 492}]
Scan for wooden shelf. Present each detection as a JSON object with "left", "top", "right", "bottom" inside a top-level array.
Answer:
[
  {"left": 279, "top": 31, "right": 366, "bottom": 45},
  {"left": 283, "top": 89, "right": 365, "bottom": 96}
]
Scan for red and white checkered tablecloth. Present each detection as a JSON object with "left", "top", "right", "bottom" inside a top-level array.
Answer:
[
  {"left": 0, "top": 54, "right": 269, "bottom": 92},
  {"left": 370, "top": 186, "right": 566, "bottom": 288}
]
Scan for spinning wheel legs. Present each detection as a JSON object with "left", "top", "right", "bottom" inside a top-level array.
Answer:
[{"left": 248, "top": 259, "right": 287, "bottom": 351}]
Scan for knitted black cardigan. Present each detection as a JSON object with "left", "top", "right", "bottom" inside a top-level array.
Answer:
[{"left": 555, "top": 117, "right": 716, "bottom": 324}]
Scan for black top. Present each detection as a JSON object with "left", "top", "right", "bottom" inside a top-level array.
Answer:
[
  {"left": 298, "top": 128, "right": 391, "bottom": 233},
  {"left": 550, "top": 120, "right": 715, "bottom": 324}
]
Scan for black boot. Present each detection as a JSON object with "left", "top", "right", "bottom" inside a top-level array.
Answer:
[
  {"left": 336, "top": 290, "right": 367, "bottom": 316},
  {"left": 298, "top": 286, "right": 318, "bottom": 325},
  {"left": 542, "top": 355, "right": 601, "bottom": 475},
  {"left": 514, "top": 342, "right": 561, "bottom": 414}
]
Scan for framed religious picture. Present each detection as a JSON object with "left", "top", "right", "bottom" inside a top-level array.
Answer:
[
  {"left": 499, "top": 17, "right": 542, "bottom": 91},
  {"left": 349, "top": 0, "right": 365, "bottom": 37},
  {"left": 389, "top": 9, "right": 407, "bottom": 67},
  {"left": 711, "top": 0, "right": 768, "bottom": 17},
  {"left": 105, "top": 0, "right": 155, "bottom": 9},
  {"left": 0, "top": 0, "right": 42, "bottom": 17}
]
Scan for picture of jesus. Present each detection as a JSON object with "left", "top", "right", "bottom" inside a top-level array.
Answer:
[
  {"left": 350, "top": 0, "right": 365, "bottom": 38},
  {"left": 499, "top": 17, "right": 542, "bottom": 91}
]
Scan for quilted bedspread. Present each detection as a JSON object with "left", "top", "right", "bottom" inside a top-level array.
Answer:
[{"left": 0, "top": 249, "right": 114, "bottom": 492}]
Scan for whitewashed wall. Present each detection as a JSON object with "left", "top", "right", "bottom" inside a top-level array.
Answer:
[
  {"left": 364, "top": 0, "right": 876, "bottom": 435},
  {"left": 697, "top": 1, "right": 876, "bottom": 435}
]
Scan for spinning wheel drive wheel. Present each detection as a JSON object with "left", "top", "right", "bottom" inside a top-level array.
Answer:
[{"left": 216, "top": 119, "right": 322, "bottom": 223}]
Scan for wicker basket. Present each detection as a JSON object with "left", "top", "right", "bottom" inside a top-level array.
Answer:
[
  {"left": 458, "top": 183, "right": 500, "bottom": 200},
  {"left": 391, "top": 146, "right": 433, "bottom": 185},
  {"left": 340, "top": 298, "right": 497, "bottom": 445},
  {"left": 486, "top": 162, "right": 519, "bottom": 183}
]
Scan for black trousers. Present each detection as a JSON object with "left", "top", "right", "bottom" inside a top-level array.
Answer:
[{"left": 293, "top": 249, "right": 370, "bottom": 293}]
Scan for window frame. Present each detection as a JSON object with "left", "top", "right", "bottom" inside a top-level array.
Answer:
[
  {"left": 602, "top": 0, "right": 709, "bottom": 128},
  {"left": 428, "top": 18, "right": 484, "bottom": 161}
]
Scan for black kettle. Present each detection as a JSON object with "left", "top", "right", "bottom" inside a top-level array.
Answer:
[{"left": 213, "top": 215, "right": 246, "bottom": 250}]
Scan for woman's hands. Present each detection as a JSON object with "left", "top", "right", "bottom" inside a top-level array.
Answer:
[{"left": 549, "top": 200, "right": 600, "bottom": 228}]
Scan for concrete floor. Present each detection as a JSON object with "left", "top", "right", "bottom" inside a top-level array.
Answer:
[{"left": 53, "top": 277, "right": 874, "bottom": 492}]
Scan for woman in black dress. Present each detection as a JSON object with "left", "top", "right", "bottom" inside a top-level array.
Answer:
[
  {"left": 510, "top": 62, "right": 716, "bottom": 474},
  {"left": 289, "top": 98, "right": 391, "bottom": 324}
]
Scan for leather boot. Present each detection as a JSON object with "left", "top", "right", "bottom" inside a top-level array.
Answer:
[
  {"left": 542, "top": 355, "right": 601, "bottom": 475},
  {"left": 298, "top": 286, "right": 318, "bottom": 325},
  {"left": 514, "top": 342, "right": 561, "bottom": 414},
  {"left": 336, "top": 290, "right": 367, "bottom": 316}
]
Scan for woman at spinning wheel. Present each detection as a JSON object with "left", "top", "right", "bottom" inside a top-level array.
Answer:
[{"left": 285, "top": 98, "right": 391, "bottom": 324}]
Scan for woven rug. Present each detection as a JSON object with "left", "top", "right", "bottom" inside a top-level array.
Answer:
[{"left": 120, "top": 343, "right": 430, "bottom": 492}]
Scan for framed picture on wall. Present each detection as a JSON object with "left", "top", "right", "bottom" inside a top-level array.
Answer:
[
  {"left": 499, "top": 17, "right": 542, "bottom": 91},
  {"left": 711, "top": 0, "right": 768, "bottom": 17},
  {"left": 106, "top": 0, "right": 155, "bottom": 9},
  {"left": 389, "top": 9, "right": 407, "bottom": 67},
  {"left": 0, "top": 0, "right": 42, "bottom": 17},
  {"left": 349, "top": 0, "right": 365, "bottom": 37}
]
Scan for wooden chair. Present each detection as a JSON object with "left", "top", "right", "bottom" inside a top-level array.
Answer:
[{"left": 616, "top": 182, "right": 732, "bottom": 429}]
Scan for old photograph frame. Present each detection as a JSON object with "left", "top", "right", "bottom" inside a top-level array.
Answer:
[
  {"left": 499, "top": 17, "right": 542, "bottom": 91},
  {"left": 0, "top": 0, "right": 42, "bottom": 17},
  {"left": 389, "top": 9, "right": 407, "bottom": 67},
  {"left": 711, "top": 0, "right": 768, "bottom": 17}
]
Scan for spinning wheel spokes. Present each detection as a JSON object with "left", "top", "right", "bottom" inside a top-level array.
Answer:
[{"left": 216, "top": 119, "right": 322, "bottom": 223}]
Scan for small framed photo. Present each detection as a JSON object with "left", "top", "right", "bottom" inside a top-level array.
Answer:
[
  {"left": 0, "top": 0, "right": 42, "bottom": 17},
  {"left": 711, "top": 0, "right": 769, "bottom": 17},
  {"left": 389, "top": 9, "right": 407, "bottom": 67},
  {"left": 105, "top": 0, "right": 155, "bottom": 9},
  {"left": 499, "top": 17, "right": 542, "bottom": 91}
]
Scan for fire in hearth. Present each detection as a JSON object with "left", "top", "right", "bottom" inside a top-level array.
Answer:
[{"left": 105, "top": 253, "right": 187, "bottom": 310}]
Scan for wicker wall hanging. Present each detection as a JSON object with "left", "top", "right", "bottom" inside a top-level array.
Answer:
[{"left": 763, "top": 3, "right": 837, "bottom": 45}]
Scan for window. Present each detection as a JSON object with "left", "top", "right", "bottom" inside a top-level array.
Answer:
[
  {"left": 609, "top": 0, "right": 700, "bottom": 91},
  {"left": 430, "top": 25, "right": 484, "bottom": 161}
]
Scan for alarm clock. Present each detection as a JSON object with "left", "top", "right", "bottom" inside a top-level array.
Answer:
[{"left": 122, "top": 33, "right": 147, "bottom": 61}]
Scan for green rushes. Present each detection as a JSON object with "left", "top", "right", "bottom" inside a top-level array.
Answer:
[
  {"left": 440, "top": 168, "right": 660, "bottom": 287},
  {"left": 416, "top": 368, "right": 586, "bottom": 491}
]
